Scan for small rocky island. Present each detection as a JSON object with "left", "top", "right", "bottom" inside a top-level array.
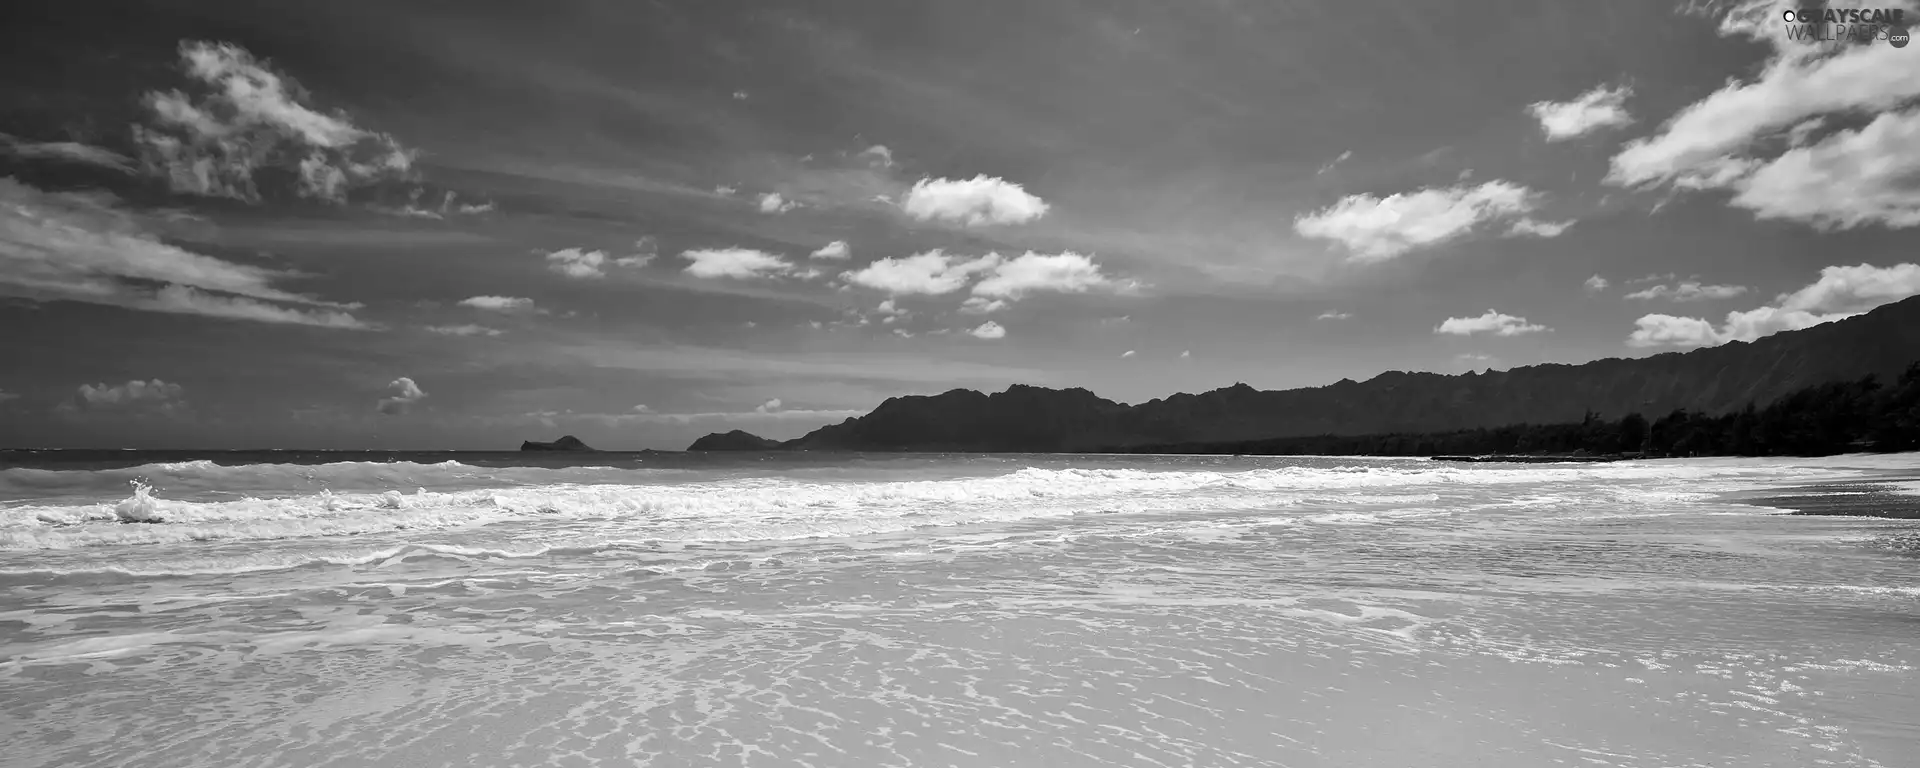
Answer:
[
  {"left": 520, "top": 435, "right": 595, "bottom": 451},
  {"left": 688, "top": 430, "right": 785, "bottom": 451}
]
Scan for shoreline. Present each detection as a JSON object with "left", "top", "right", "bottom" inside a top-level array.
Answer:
[{"left": 1736, "top": 475, "right": 1920, "bottom": 519}]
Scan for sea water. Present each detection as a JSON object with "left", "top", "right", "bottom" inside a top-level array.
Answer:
[{"left": 1, "top": 452, "right": 1916, "bottom": 767}]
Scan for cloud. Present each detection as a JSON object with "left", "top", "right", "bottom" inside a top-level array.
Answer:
[
  {"left": 892, "top": 328, "right": 915, "bottom": 338},
  {"left": 758, "top": 192, "right": 797, "bottom": 214},
  {"left": 1315, "top": 310, "right": 1352, "bottom": 320},
  {"left": 1626, "top": 262, "right": 1920, "bottom": 348},
  {"left": 968, "top": 320, "right": 1007, "bottom": 339},
  {"left": 875, "top": 298, "right": 906, "bottom": 316},
  {"left": 1527, "top": 84, "right": 1635, "bottom": 141},
  {"left": 458, "top": 295, "right": 536, "bottom": 311},
  {"left": 1120, "top": 350, "right": 1137, "bottom": 358},
  {"left": 0, "top": 177, "right": 372, "bottom": 328},
  {"left": 376, "top": 376, "right": 426, "bottom": 415},
  {"left": 543, "top": 248, "right": 609, "bottom": 279},
  {"left": 754, "top": 398, "right": 783, "bottom": 413},
  {"left": 733, "top": 90, "right": 749, "bottom": 100},
  {"left": 0, "top": 389, "right": 17, "bottom": 403},
  {"left": 1293, "top": 181, "right": 1543, "bottom": 261},
  {"left": 1179, "top": 350, "right": 1191, "bottom": 359},
  {"left": 1729, "top": 108, "right": 1920, "bottom": 229},
  {"left": 1584, "top": 275, "right": 1611, "bottom": 293},
  {"left": 1433, "top": 309, "right": 1552, "bottom": 337},
  {"left": 0, "top": 132, "right": 136, "bottom": 173},
  {"left": 1626, "top": 314, "right": 1724, "bottom": 349},
  {"left": 617, "top": 237, "right": 659, "bottom": 268},
  {"left": 958, "top": 297, "right": 1007, "bottom": 315},
  {"left": 1606, "top": 2, "right": 1920, "bottom": 229},
  {"left": 840, "top": 249, "right": 1000, "bottom": 295},
  {"left": 971, "top": 251, "right": 1115, "bottom": 299},
  {"left": 132, "top": 40, "right": 415, "bottom": 204},
  {"left": 425, "top": 324, "right": 502, "bottom": 336},
  {"left": 1316, "top": 150, "right": 1354, "bottom": 175},
  {"left": 681, "top": 248, "right": 795, "bottom": 279},
  {"left": 1624, "top": 281, "right": 1750, "bottom": 302},
  {"left": 859, "top": 145, "right": 895, "bottom": 167},
  {"left": 900, "top": 175, "right": 1050, "bottom": 226},
  {"left": 715, "top": 185, "right": 738, "bottom": 196},
  {"left": 1505, "top": 218, "right": 1574, "bottom": 238},
  {"left": 810, "top": 240, "right": 851, "bottom": 260},
  {"left": 68, "top": 379, "right": 187, "bottom": 415}
]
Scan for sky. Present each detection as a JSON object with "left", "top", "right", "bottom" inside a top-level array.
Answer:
[{"left": 3, "top": 0, "right": 1920, "bottom": 449}]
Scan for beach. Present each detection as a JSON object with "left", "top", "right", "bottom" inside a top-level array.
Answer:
[{"left": 3, "top": 452, "right": 1917, "bottom": 767}]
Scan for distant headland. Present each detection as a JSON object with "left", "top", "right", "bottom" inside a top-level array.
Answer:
[{"left": 685, "top": 296, "right": 1920, "bottom": 459}]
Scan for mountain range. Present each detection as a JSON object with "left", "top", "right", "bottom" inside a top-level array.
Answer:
[{"left": 689, "top": 296, "right": 1920, "bottom": 453}]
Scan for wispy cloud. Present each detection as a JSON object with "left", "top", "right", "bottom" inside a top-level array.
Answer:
[
  {"left": 424, "top": 324, "right": 503, "bottom": 336},
  {"left": 1624, "top": 280, "right": 1749, "bottom": 302},
  {"left": 1315, "top": 310, "right": 1352, "bottom": 320},
  {"left": 0, "top": 177, "right": 372, "bottom": 329},
  {"left": 0, "top": 132, "right": 136, "bottom": 173}
]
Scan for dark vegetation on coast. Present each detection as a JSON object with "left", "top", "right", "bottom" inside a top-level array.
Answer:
[{"left": 690, "top": 297, "right": 1920, "bottom": 458}]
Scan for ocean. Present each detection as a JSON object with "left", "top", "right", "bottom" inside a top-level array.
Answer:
[{"left": 2, "top": 451, "right": 1917, "bottom": 767}]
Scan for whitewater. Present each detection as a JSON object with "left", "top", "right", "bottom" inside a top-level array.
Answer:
[{"left": 2, "top": 452, "right": 1916, "bottom": 767}]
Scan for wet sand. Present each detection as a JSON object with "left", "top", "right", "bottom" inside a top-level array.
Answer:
[{"left": 1738, "top": 475, "right": 1920, "bottom": 519}]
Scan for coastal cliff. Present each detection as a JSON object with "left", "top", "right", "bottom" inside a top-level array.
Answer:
[{"left": 686, "top": 296, "right": 1920, "bottom": 453}]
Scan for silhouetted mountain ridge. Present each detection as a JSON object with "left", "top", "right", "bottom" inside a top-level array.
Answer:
[{"left": 686, "top": 296, "right": 1920, "bottom": 452}]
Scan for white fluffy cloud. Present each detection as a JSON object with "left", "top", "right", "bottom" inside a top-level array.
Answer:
[
  {"left": 810, "top": 240, "right": 850, "bottom": 260},
  {"left": 900, "top": 175, "right": 1050, "bottom": 226},
  {"left": 376, "top": 377, "right": 427, "bottom": 415},
  {"left": 1584, "top": 275, "right": 1611, "bottom": 292},
  {"left": 425, "top": 324, "right": 502, "bottom": 336},
  {"left": 1294, "top": 181, "right": 1544, "bottom": 261},
  {"left": 132, "top": 41, "right": 415, "bottom": 204},
  {"left": 1434, "top": 309, "right": 1551, "bottom": 337},
  {"left": 758, "top": 192, "right": 797, "bottom": 214},
  {"left": 617, "top": 237, "right": 659, "bottom": 268},
  {"left": 1626, "top": 314, "right": 1724, "bottom": 349},
  {"left": 544, "top": 248, "right": 608, "bottom": 279},
  {"left": 1625, "top": 281, "right": 1750, "bottom": 302},
  {"left": 71, "top": 379, "right": 186, "bottom": 413},
  {"left": 968, "top": 320, "right": 1007, "bottom": 339},
  {"left": 1527, "top": 84, "right": 1634, "bottom": 141},
  {"left": 1316, "top": 310, "right": 1352, "bottom": 320},
  {"left": 1120, "top": 350, "right": 1137, "bottom": 358},
  {"left": 1731, "top": 108, "right": 1920, "bottom": 228},
  {"left": 0, "top": 178, "right": 371, "bottom": 329},
  {"left": 859, "top": 145, "right": 895, "bottom": 167},
  {"left": 840, "top": 249, "right": 1001, "bottom": 295},
  {"left": 458, "top": 295, "right": 536, "bottom": 312},
  {"left": 681, "top": 248, "right": 795, "bottom": 279},
  {"left": 1627, "top": 262, "right": 1920, "bottom": 347},
  {"left": 1608, "top": 1, "right": 1920, "bottom": 229},
  {"left": 971, "top": 251, "right": 1114, "bottom": 299}
]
